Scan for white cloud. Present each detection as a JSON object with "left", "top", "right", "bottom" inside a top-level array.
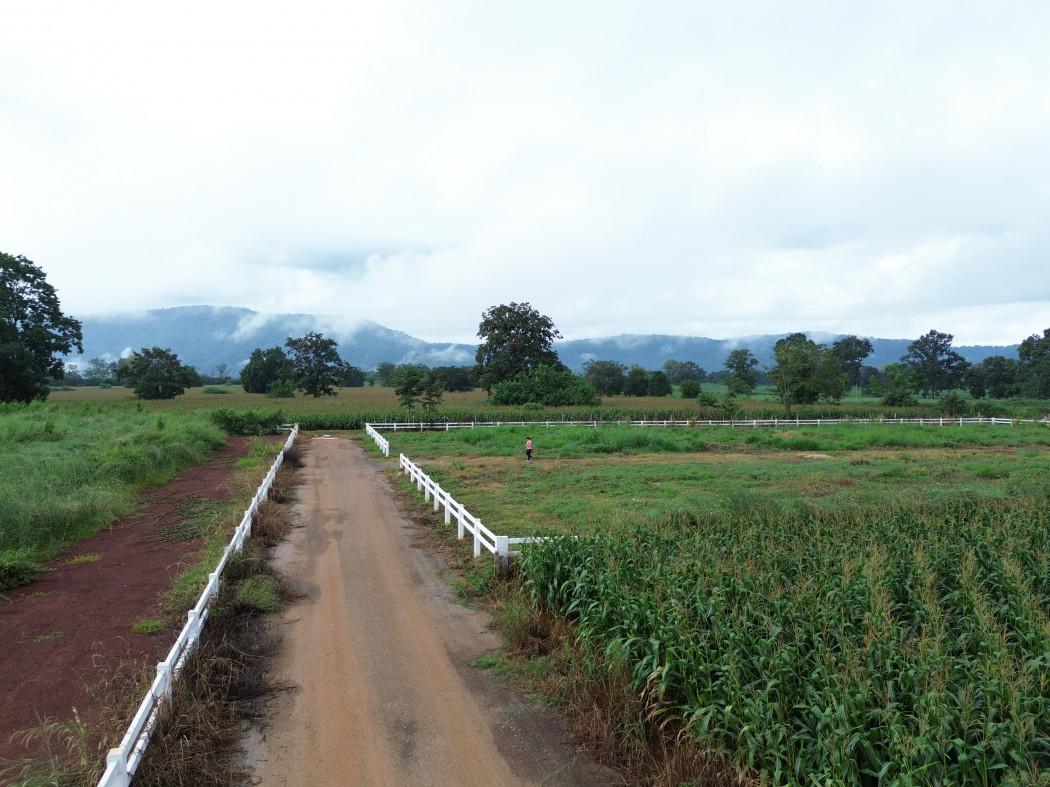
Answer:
[{"left": 2, "top": 1, "right": 1049, "bottom": 348}]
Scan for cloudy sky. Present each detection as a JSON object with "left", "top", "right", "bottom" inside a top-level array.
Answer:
[{"left": 3, "top": 1, "right": 1048, "bottom": 346}]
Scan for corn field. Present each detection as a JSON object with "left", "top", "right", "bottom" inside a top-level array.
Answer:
[{"left": 519, "top": 496, "right": 1050, "bottom": 784}]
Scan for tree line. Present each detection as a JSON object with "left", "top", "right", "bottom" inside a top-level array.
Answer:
[{"left": 3, "top": 251, "right": 1049, "bottom": 409}]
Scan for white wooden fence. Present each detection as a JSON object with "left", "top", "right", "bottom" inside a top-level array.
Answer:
[
  {"left": 397, "top": 453, "right": 542, "bottom": 571},
  {"left": 97, "top": 425, "right": 300, "bottom": 787},
  {"left": 368, "top": 416, "right": 1044, "bottom": 432}
]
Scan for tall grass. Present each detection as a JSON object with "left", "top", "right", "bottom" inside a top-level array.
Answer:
[{"left": 0, "top": 405, "right": 225, "bottom": 570}]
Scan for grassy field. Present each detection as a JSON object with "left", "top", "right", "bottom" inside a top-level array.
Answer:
[
  {"left": 0, "top": 406, "right": 228, "bottom": 587},
  {"left": 378, "top": 422, "right": 1050, "bottom": 784}
]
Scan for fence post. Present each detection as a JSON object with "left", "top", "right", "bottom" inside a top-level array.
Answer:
[
  {"left": 102, "top": 749, "right": 131, "bottom": 787},
  {"left": 495, "top": 535, "right": 510, "bottom": 577}
]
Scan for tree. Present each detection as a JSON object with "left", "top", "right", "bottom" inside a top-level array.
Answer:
[
  {"left": 976, "top": 355, "right": 1019, "bottom": 399},
  {"left": 340, "top": 365, "right": 367, "bottom": 387},
  {"left": 768, "top": 334, "right": 845, "bottom": 413},
  {"left": 0, "top": 252, "right": 83, "bottom": 403},
  {"left": 623, "top": 365, "right": 649, "bottom": 396},
  {"left": 116, "top": 346, "right": 197, "bottom": 399},
  {"left": 647, "top": 370, "right": 673, "bottom": 397},
  {"left": 285, "top": 332, "right": 346, "bottom": 398},
  {"left": 869, "top": 362, "right": 922, "bottom": 406},
  {"left": 679, "top": 379, "right": 702, "bottom": 399},
  {"left": 489, "top": 363, "right": 600, "bottom": 406},
  {"left": 240, "top": 347, "right": 292, "bottom": 394},
  {"left": 662, "top": 359, "right": 705, "bottom": 385},
  {"left": 723, "top": 349, "right": 759, "bottom": 396},
  {"left": 474, "top": 302, "right": 563, "bottom": 393},
  {"left": 394, "top": 364, "right": 426, "bottom": 418},
  {"left": 582, "top": 359, "right": 627, "bottom": 396},
  {"left": 432, "top": 365, "right": 475, "bottom": 392},
  {"left": 830, "top": 335, "right": 874, "bottom": 392},
  {"left": 901, "top": 330, "right": 969, "bottom": 398},
  {"left": 1017, "top": 329, "right": 1050, "bottom": 398},
  {"left": 374, "top": 362, "right": 398, "bottom": 387},
  {"left": 85, "top": 357, "right": 117, "bottom": 385},
  {"left": 215, "top": 362, "right": 229, "bottom": 384}
]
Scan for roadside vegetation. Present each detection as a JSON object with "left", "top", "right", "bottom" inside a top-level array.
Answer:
[
  {"left": 0, "top": 413, "right": 302, "bottom": 785},
  {"left": 380, "top": 422, "right": 1050, "bottom": 785},
  {"left": 0, "top": 405, "right": 225, "bottom": 590}
]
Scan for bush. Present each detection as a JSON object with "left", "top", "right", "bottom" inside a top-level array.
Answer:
[
  {"left": 209, "top": 408, "right": 286, "bottom": 436},
  {"left": 0, "top": 549, "right": 49, "bottom": 591},
  {"left": 679, "top": 380, "right": 702, "bottom": 399},
  {"left": 265, "top": 379, "right": 297, "bottom": 398}
]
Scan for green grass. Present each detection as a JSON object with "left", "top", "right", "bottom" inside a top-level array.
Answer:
[{"left": 0, "top": 406, "right": 225, "bottom": 584}]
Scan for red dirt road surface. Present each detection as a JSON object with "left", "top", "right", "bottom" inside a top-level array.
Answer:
[
  {"left": 0, "top": 436, "right": 273, "bottom": 762},
  {"left": 247, "top": 436, "right": 622, "bottom": 786}
]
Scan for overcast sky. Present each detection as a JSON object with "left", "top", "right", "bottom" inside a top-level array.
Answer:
[{"left": 3, "top": 1, "right": 1049, "bottom": 347}]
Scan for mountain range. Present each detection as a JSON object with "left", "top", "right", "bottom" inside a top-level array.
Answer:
[{"left": 65, "top": 306, "right": 1019, "bottom": 377}]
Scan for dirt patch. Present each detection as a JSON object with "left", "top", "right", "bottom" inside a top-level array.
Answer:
[{"left": 0, "top": 435, "right": 278, "bottom": 761}]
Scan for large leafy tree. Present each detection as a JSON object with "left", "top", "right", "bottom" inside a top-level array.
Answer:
[
  {"left": 0, "top": 252, "right": 83, "bottom": 403},
  {"left": 240, "top": 346, "right": 292, "bottom": 394},
  {"left": 474, "top": 302, "right": 563, "bottom": 393},
  {"left": 768, "top": 333, "right": 845, "bottom": 413},
  {"left": 901, "top": 330, "right": 969, "bottom": 397},
  {"left": 116, "top": 346, "right": 198, "bottom": 399},
  {"left": 830, "top": 335, "right": 874, "bottom": 391},
  {"left": 285, "top": 332, "right": 346, "bottom": 398},
  {"left": 1017, "top": 328, "right": 1050, "bottom": 398},
  {"left": 723, "top": 348, "right": 760, "bottom": 395},
  {"left": 582, "top": 359, "right": 627, "bottom": 396}
]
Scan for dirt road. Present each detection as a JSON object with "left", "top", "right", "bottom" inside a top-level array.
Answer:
[{"left": 247, "top": 435, "right": 620, "bottom": 786}]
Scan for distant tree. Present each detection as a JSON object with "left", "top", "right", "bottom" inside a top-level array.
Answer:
[
  {"left": 419, "top": 370, "right": 445, "bottom": 418},
  {"left": 583, "top": 359, "right": 627, "bottom": 396},
  {"left": 679, "top": 379, "right": 702, "bottom": 399},
  {"left": 394, "top": 365, "right": 426, "bottom": 418},
  {"left": 0, "top": 252, "right": 84, "bottom": 403},
  {"left": 1017, "top": 328, "right": 1050, "bottom": 398},
  {"left": 489, "top": 364, "right": 601, "bottom": 406},
  {"left": 975, "top": 355, "right": 1019, "bottom": 399},
  {"left": 285, "top": 332, "right": 345, "bottom": 398},
  {"left": 215, "top": 362, "right": 229, "bottom": 384},
  {"left": 723, "top": 349, "right": 760, "bottom": 396},
  {"left": 340, "top": 364, "right": 366, "bottom": 387},
  {"left": 768, "top": 334, "right": 845, "bottom": 412},
  {"left": 870, "top": 362, "right": 922, "bottom": 407},
  {"left": 240, "top": 347, "right": 292, "bottom": 394},
  {"left": 647, "top": 369, "right": 673, "bottom": 397},
  {"left": 474, "top": 302, "right": 564, "bottom": 393},
  {"left": 662, "top": 359, "right": 705, "bottom": 385},
  {"left": 830, "top": 335, "right": 874, "bottom": 391},
  {"left": 374, "top": 362, "right": 398, "bottom": 387},
  {"left": 901, "top": 330, "right": 969, "bottom": 398},
  {"left": 116, "top": 346, "right": 197, "bottom": 399},
  {"left": 85, "top": 357, "right": 117, "bottom": 384},
  {"left": 623, "top": 365, "right": 649, "bottom": 397},
  {"left": 433, "top": 365, "right": 475, "bottom": 392}
]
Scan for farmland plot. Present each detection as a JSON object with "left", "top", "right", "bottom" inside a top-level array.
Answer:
[{"left": 385, "top": 424, "right": 1050, "bottom": 784}]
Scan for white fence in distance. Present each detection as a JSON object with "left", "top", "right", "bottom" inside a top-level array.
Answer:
[
  {"left": 368, "top": 416, "right": 1045, "bottom": 432},
  {"left": 97, "top": 425, "right": 300, "bottom": 787}
]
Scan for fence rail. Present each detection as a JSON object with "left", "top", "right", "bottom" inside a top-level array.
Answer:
[
  {"left": 368, "top": 416, "right": 1043, "bottom": 431},
  {"left": 398, "top": 453, "right": 520, "bottom": 569},
  {"left": 97, "top": 426, "right": 300, "bottom": 787}
]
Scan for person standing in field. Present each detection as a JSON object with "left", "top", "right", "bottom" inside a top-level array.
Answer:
[{"left": 525, "top": 437, "right": 533, "bottom": 460}]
